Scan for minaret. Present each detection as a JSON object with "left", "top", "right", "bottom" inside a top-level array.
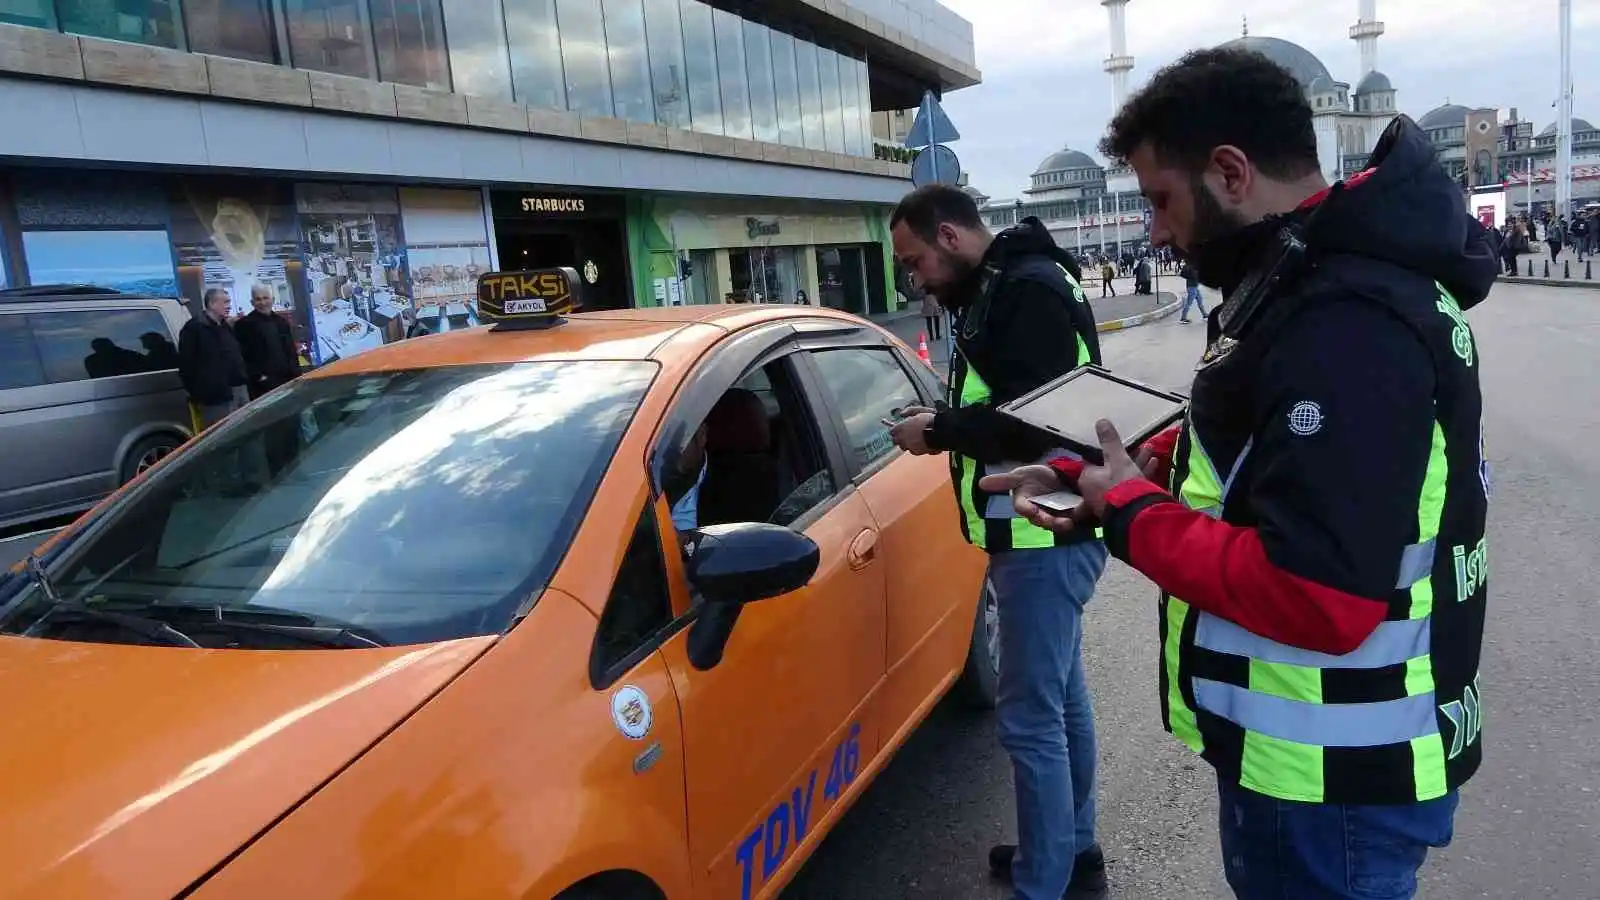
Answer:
[
  {"left": 1349, "top": 0, "right": 1385, "bottom": 77},
  {"left": 1102, "top": 0, "right": 1134, "bottom": 112}
]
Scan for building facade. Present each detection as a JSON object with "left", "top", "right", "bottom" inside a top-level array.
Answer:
[{"left": 0, "top": 0, "right": 977, "bottom": 365}]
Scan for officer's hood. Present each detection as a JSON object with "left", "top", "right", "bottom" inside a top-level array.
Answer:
[
  {"left": 1310, "top": 115, "right": 1498, "bottom": 311},
  {"left": 984, "top": 217, "right": 1084, "bottom": 285}
]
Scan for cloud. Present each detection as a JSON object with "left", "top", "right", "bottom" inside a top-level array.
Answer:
[{"left": 937, "top": 0, "right": 1600, "bottom": 198}]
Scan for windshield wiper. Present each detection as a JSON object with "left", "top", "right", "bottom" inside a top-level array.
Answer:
[
  {"left": 17, "top": 559, "right": 203, "bottom": 649},
  {"left": 140, "top": 604, "right": 390, "bottom": 649}
]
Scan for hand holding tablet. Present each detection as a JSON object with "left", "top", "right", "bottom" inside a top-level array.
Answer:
[{"left": 995, "top": 365, "right": 1187, "bottom": 466}]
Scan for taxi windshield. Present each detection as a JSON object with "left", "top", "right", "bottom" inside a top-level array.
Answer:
[{"left": 0, "top": 361, "right": 655, "bottom": 649}]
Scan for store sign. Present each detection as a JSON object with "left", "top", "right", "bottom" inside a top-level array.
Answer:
[
  {"left": 522, "top": 196, "right": 586, "bottom": 214},
  {"left": 746, "top": 217, "right": 781, "bottom": 239},
  {"left": 476, "top": 267, "right": 581, "bottom": 329}
]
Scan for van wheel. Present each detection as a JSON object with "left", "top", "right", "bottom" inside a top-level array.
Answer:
[
  {"left": 121, "top": 434, "right": 183, "bottom": 484},
  {"left": 952, "top": 574, "right": 1000, "bottom": 710}
]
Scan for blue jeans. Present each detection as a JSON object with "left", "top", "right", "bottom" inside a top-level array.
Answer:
[
  {"left": 990, "top": 541, "right": 1108, "bottom": 900},
  {"left": 1182, "top": 285, "right": 1206, "bottom": 319},
  {"left": 1217, "top": 777, "right": 1459, "bottom": 899}
]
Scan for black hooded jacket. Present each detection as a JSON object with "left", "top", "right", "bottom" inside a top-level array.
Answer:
[
  {"left": 1097, "top": 116, "right": 1497, "bottom": 801},
  {"left": 928, "top": 217, "right": 1101, "bottom": 463}
]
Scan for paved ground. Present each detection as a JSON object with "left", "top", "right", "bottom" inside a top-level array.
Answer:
[
  {"left": 1502, "top": 249, "right": 1600, "bottom": 286},
  {"left": 785, "top": 278, "right": 1600, "bottom": 899}
]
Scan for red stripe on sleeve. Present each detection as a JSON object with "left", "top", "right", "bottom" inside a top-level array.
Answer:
[{"left": 1114, "top": 488, "right": 1387, "bottom": 655}]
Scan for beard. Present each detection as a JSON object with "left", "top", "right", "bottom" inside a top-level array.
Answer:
[
  {"left": 924, "top": 247, "right": 979, "bottom": 305},
  {"left": 1186, "top": 178, "right": 1256, "bottom": 291}
]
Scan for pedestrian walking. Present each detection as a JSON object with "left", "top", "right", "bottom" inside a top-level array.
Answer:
[
  {"left": 1547, "top": 217, "right": 1565, "bottom": 264},
  {"left": 234, "top": 284, "right": 302, "bottom": 400},
  {"left": 178, "top": 288, "right": 250, "bottom": 429},
  {"left": 920, "top": 292, "right": 944, "bottom": 341},
  {"left": 1100, "top": 259, "right": 1116, "bottom": 297},
  {"left": 886, "top": 185, "right": 1108, "bottom": 900},
  {"left": 1178, "top": 259, "right": 1206, "bottom": 322},
  {"left": 984, "top": 48, "right": 1494, "bottom": 900}
]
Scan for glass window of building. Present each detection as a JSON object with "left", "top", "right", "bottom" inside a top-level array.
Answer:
[
  {"left": 505, "top": 0, "right": 564, "bottom": 110},
  {"left": 603, "top": 0, "right": 654, "bottom": 123},
  {"left": 855, "top": 56, "right": 873, "bottom": 157},
  {"left": 183, "top": 0, "right": 279, "bottom": 63},
  {"left": 440, "top": 0, "right": 513, "bottom": 99},
  {"left": 794, "top": 36, "right": 824, "bottom": 151},
  {"left": 743, "top": 19, "right": 779, "bottom": 144},
  {"left": 837, "top": 51, "right": 862, "bottom": 156},
  {"left": 0, "top": 0, "right": 56, "bottom": 29},
  {"left": 816, "top": 46, "right": 846, "bottom": 155},
  {"left": 283, "top": 0, "right": 375, "bottom": 78},
  {"left": 370, "top": 0, "right": 451, "bottom": 90},
  {"left": 642, "top": 0, "right": 689, "bottom": 130},
  {"left": 770, "top": 29, "right": 803, "bottom": 148},
  {"left": 55, "top": 0, "right": 184, "bottom": 49},
  {"left": 712, "top": 6, "right": 751, "bottom": 140},
  {"left": 556, "top": 0, "right": 614, "bottom": 118},
  {"left": 679, "top": 0, "right": 722, "bottom": 135}
]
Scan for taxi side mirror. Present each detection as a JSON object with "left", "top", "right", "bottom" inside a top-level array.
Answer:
[{"left": 684, "top": 523, "right": 819, "bottom": 670}]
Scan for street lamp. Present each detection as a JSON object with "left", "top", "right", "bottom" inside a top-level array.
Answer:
[{"left": 1014, "top": 198, "right": 1024, "bottom": 226}]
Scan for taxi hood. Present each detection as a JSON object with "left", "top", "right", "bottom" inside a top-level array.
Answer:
[{"left": 0, "top": 634, "right": 494, "bottom": 899}]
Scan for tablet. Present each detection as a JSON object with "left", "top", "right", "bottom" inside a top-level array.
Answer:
[{"left": 996, "top": 365, "right": 1187, "bottom": 465}]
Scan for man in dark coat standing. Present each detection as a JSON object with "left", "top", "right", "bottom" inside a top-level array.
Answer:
[
  {"left": 178, "top": 288, "right": 249, "bottom": 429},
  {"left": 234, "top": 284, "right": 302, "bottom": 400}
]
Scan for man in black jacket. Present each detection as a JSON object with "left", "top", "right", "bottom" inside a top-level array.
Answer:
[
  {"left": 887, "top": 185, "right": 1109, "bottom": 900},
  {"left": 178, "top": 288, "right": 249, "bottom": 428},
  {"left": 234, "top": 284, "right": 302, "bottom": 400},
  {"left": 982, "top": 48, "right": 1496, "bottom": 899}
]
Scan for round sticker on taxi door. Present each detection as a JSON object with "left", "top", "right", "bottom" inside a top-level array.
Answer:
[{"left": 611, "top": 685, "right": 653, "bottom": 740}]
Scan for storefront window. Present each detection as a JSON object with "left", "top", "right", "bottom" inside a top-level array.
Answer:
[
  {"left": 743, "top": 19, "right": 779, "bottom": 144},
  {"left": 441, "top": 0, "right": 513, "bottom": 99},
  {"left": 815, "top": 245, "right": 866, "bottom": 314},
  {"left": 712, "top": 6, "right": 751, "bottom": 140},
  {"left": 855, "top": 56, "right": 873, "bottom": 157},
  {"left": 22, "top": 229, "right": 179, "bottom": 296},
  {"left": 371, "top": 0, "right": 451, "bottom": 90},
  {"left": 794, "top": 36, "right": 824, "bottom": 151},
  {"left": 505, "top": 0, "right": 564, "bottom": 111},
  {"left": 556, "top": 0, "right": 613, "bottom": 118},
  {"left": 603, "top": 0, "right": 654, "bottom": 123},
  {"left": 770, "top": 30, "right": 803, "bottom": 149},
  {"left": 816, "top": 45, "right": 846, "bottom": 155},
  {"left": 686, "top": 249, "right": 718, "bottom": 304},
  {"left": 680, "top": 0, "right": 722, "bottom": 135},
  {"left": 183, "top": 0, "right": 279, "bottom": 63},
  {"left": 0, "top": 0, "right": 56, "bottom": 29},
  {"left": 641, "top": 0, "right": 689, "bottom": 130},
  {"left": 838, "top": 51, "right": 863, "bottom": 156},
  {"left": 56, "top": 0, "right": 184, "bottom": 49},
  {"left": 283, "top": 0, "right": 375, "bottom": 79}
]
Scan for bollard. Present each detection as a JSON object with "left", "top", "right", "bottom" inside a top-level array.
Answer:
[
  {"left": 1565, "top": 260, "right": 1571, "bottom": 279},
  {"left": 1588, "top": 260, "right": 1593, "bottom": 280},
  {"left": 1528, "top": 257, "right": 1535, "bottom": 276},
  {"left": 1544, "top": 259, "right": 1550, "bottom": 278}
]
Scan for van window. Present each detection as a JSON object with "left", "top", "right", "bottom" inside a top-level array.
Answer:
[
  {"left": 28, "top": 308, "right": 178, "bottom": 383},
  {"left": 0, "top": 315, "right": 45, "bottom": 390}
]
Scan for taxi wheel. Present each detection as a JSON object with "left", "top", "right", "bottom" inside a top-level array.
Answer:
[{"left": 952, "top": 575, "right": 1000, "bottom": 710}]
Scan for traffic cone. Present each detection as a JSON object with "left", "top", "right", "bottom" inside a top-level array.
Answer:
[{"left": 916, "top": 332, "right": 933, "bottom": 368}]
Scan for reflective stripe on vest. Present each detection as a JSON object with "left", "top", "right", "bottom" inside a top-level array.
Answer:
[
  {"left": 1163, "top": 419, "right": 1455, "bottom": 803},
  {"left": 951, "top": 362, "right": 1067, "bottom": 550}
]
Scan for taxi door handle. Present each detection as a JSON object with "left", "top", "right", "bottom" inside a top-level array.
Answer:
[{"left": 848, "top": 529, "right": 879, "bottom": 569}]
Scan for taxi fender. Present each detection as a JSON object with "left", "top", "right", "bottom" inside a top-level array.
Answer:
[{"left": 525, "top": 775, "right": 692, "bottom": 900}]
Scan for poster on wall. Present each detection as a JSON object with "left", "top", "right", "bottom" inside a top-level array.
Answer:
[
  {"left": 9, "top": 172, "right": 180, "bottom": 296},
  {"left": 169, "top": 180, "right": 314, "bottom": 367},
  {"left": 398, "top": 188, "right": 490, "bottom": 335},
  {"left": 296, "top": 183, "right": 412, "bottom": 365}
]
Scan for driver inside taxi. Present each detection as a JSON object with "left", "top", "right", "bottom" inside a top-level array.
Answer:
[{"left": 664, "top": 389, "right": 785, "bottom": 532}]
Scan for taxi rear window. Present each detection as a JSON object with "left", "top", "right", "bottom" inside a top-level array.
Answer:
[{"left": 0, "top": 361, "right": 656, "bottom": 648}]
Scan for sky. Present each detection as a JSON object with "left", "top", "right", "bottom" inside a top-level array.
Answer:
[{"left": 935, "top": 0, "right": 1600, "bottom": 199}]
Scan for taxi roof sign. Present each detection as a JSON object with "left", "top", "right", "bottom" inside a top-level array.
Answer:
[{"left": 476, "top": 267, "right": 582, "bottom": 330}]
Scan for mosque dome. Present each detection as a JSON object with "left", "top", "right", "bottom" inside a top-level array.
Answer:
[
  {"left": 1354, "top": 70, "right": 1393, "bottom": 95},
  {"left": 1539, "top": 118, "right": 1597, "bottom": 136},
  {"left": 1419, "top": 104, "right": 1472, "bottom": 130},
  {"left": 1217, "top": 36, "right": 1333, "bottom": 89},
  {"left": 1032, "top": 148, "right": 1102, "bottom": 175}
]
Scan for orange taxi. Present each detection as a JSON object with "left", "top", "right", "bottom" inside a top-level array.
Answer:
[{"left": 0, "top": 289, "right": 992, "bottom": 899}]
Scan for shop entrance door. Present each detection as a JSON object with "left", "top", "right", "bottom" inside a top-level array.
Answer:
[
  {"left": 816, "top": 245, "right": 867, "bottom": 315},
  {"left": 494, "top": 220, "right": 632, "bottom": 310}
]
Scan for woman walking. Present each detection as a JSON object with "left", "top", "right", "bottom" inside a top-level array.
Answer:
[{"left": 921, "top": 292, "right": 944, "bottom": 341}]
